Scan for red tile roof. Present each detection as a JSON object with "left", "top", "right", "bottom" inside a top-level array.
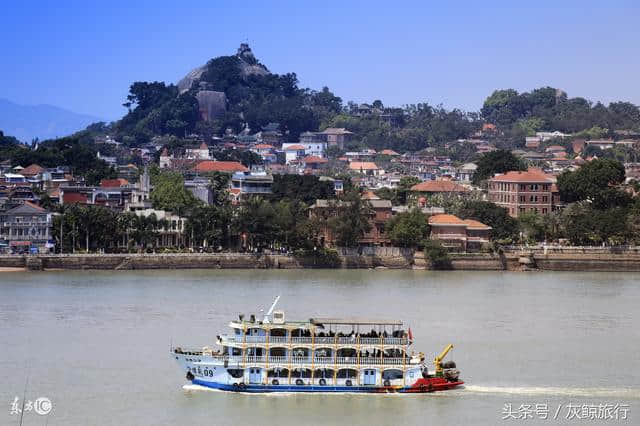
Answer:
[
  {"left": 285, "top": 144, "right": 305, "bottom": 150},
  {"left": 429, "top": 214, "right": 467, "bottom": 225},
  {"left": 192, "top": 160, "right": 248, "bottom": 173},
  {"left": 100, "top": 178, "right": 129, "bottom": 187},
  {"left": 490, "top": 169, "right": 553, "bottom": 183},
  {"left": 303, "top": 156, "right": 328, "bottom": 164},
  {"left": 463, "top": 219, "right": 492, "bottom": 230},
  {"left": 21, "top": 164, "right": 44, "bottom": 177},
  {"left": 349, "top": 161, "right": 378, "bottom": 171},
  {"left": 411, "top": 180, "right": 469, "bottom": 193},
  {"left": 63, "top": 193, "right": 88, "bottom": 204},
  {"left": 254, "top": 144, "right": 274, "bottom": 149}
]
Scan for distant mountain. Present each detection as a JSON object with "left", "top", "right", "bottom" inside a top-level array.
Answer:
[{"left": 0, "top": 98, "right": 103, "bottom": 142}]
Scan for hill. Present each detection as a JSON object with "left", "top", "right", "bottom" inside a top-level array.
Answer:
[
  {"left": 0, "top": 98, "right": 103, "bottom": 143},
  {"left": 114, "top": 43, "right": 342, "bottom": 146}
]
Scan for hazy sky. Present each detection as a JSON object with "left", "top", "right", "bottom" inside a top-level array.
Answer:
[{"left": 2, "top": 0, "right": 639, "bottom": 120}]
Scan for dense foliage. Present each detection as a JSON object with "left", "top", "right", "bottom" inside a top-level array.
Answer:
[
  {"left": 557, "top": 159, "right": 630, "bottom": 209},
  {"left": 472, "top": 150, "right": 526, "bottom": 185},
  {"left": 270, "top": 175, "right": 335, "bottom": 204},
  {"left": 386, "top": 208, "right": 430, "bottom": 248},
  {"left": 0, "top": 131, "right": 117, "bottom": 185}
]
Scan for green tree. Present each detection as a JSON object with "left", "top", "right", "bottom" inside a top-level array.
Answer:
[
  {"left": 472, "top": 150, "right": 526, "bottom": 185},
  {"left": 327, "top": 191, "right": 372, "bottom": 247},
  {"left": 557, "top": 158, "right": 630, "bottom": 209},
  {"left": 396, "top": 176, "right": 421, "bottom": 205},
  {"left": 457, "top": 200, "right": 519, "bottom": 242},
  {"left": 386, "top": 208, "right": 429, "bottom": 248},
  {"left": 150, "top": 170, "right": 201, "bottom": 215}
]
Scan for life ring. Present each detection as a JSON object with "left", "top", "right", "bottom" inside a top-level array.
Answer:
[
  {"left": 238, "top": 383, "right": 246, "bottom": 390},
  {"left": 419, "top": 384, "right": 426, "bottom": 392},
  {"left": 319, "top": 378, "right": 327, "bottom": 386},
  {"left": 232, "top": 383, "right": 239, "bottom": 389},
  {"left": 295, "top": 379, "right": 304, "bottom": 386},
  {"left": 186, "top": 371, "right": 195, "bottom": 381},
  {"left": 345, "top": 379, "right": 353, "bottom": 387},
  {"left": 272, "top": 379, "right": 279, "bottom": 385},
  {"left": 383, "top": 379, "right": 391, "bottom": 387}
]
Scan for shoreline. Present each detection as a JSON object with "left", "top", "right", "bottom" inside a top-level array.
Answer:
[{"left": 2, "top": 250, "right": 640, "bottom": 272}]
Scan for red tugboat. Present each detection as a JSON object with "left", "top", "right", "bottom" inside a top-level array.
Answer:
[{"left": 405, "top": 344, "right": 464, "bottom": 393}]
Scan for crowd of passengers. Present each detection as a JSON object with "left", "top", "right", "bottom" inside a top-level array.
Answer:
[{"left": 255, "top": 329, "right": 408, "bottom": 339}]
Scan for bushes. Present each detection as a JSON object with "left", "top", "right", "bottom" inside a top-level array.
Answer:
[
  {"left": 294, "top": 248, "right": 341, "bottom": 268},
  {"left": 423, "top": 239, "right": 452, "bottom": 270}
]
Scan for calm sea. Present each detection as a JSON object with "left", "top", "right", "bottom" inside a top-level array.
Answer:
[{"left": 1, "top": 269, "right": 638, "bottom": 425}]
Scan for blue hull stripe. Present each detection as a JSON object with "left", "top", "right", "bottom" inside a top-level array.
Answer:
[{"left": 192, "top": 379, "right": 420, "bottom": 393}]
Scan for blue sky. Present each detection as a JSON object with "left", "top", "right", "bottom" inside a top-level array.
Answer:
[{"left": 1, "top": 0, "right": 639, "bottom": 120}]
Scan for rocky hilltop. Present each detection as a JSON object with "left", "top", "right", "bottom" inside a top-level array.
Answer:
[{"left": 177, "top": 43, "right": 269, "bottom": 93}]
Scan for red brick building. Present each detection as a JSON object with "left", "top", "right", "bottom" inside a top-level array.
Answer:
[
  {"left": 488, "top": 169, "right": 561, "bottom": 217},
  {"left": 428, "top": 214, "right": 492, "bottom": 252},
  {"left": 309, "top": 198, "right": 393, "bottom": 247}
]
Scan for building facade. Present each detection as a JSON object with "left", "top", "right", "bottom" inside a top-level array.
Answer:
[
  {"left": 487, "top": 169, "right": 560, "bottom": 218},
  {"left": 0, "top": 202, "right": 54, "bottom": 253}
]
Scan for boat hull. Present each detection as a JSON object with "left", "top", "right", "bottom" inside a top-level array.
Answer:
[{"left": 191, "top": 377, "right": 464, "bottom": 393}]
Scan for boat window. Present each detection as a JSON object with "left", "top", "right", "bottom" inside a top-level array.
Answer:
[
  {"left": 382, "top": 369, "right": 403, "bottom": 380},
  {"left": 232, "top": 348, "right": 242, "bottom": 356},
  {"left": 227, "top": 369, "right": 244, "bottom": 378}
]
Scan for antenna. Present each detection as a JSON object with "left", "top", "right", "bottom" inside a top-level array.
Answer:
[{"left": 263, "top": 295, "right": 281, "bottom": 323}]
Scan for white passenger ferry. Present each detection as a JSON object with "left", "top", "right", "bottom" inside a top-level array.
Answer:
[{"left": 172, "top": 297, "right": 463, "bottom": 393}]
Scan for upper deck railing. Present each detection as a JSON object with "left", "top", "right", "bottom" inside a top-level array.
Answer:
[
  {"left": 175, "top": 351, "right": 415, "bottom": 366},
  {"left": 221, "top": 335, "right": 408, "bottom": 346}
]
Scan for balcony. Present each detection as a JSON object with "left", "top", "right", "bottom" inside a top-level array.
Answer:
[{"left": 219, "top": 335, "right": 408, "bottom": 346}]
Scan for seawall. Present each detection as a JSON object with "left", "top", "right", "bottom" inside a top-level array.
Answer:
[{"left": 2, "top": 249, "right": 640, "bottom": 272}]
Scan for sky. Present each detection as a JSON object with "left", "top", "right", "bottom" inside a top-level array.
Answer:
[{"left": 1, "top": 0, "right": 639, "bottom": 121}]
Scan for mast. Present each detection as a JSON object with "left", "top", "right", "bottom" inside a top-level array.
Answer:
[{"left": 263, "top": 295, "right": 280, "bottom": 323}]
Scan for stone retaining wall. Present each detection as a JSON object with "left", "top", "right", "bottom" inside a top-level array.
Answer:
[{"left": 2, "top": 251, "right": 640, "bottom": 272}]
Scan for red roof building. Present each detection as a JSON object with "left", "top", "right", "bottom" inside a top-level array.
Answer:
[
  {"left": 428, "top": 214, "right": 491, "bottom": 252},
  {"left": 488, "top": 169, "right": 560, "bottom": 217},
  {"left": 192, "top": 161, "right": 248, "bottom": 173},
  {"left": 410, "top": 180, "right": 469, "bottom": 193},
  {"left": 100, "top": 178, "right": 129, "bottom": 188}
]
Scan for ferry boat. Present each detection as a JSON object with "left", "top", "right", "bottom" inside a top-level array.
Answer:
[{"left": 171, "top": 297, "right": 463, "bottom": 393}]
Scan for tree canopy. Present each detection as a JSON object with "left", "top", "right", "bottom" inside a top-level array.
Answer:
[
  {"left": 472, "top": 150, "right": 526, "bottom": 185},
  {"left": 557, "top": 159, "right": 630, "bottom": 209}
]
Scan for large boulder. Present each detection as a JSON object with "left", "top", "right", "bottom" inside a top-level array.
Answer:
[{"left": 195, "top": 91, "right": 227, "bottom": 122}]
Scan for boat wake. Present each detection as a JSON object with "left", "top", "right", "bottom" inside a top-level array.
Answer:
[{"left": 462, "top": 385, "right": 640, "bottom": 399}]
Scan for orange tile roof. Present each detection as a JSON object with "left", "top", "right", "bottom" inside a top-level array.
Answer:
[
  {"left": 463, "top": 219, "right": 492, "bottom": 230},
  {"left": 349, "top": 161, "right": 378, "bottom": 171},
  {"left": 63, "top": 193, "right": 88, "bottom": 204},
  {"left": 380, "top": 149, "right": 399, "bottom": 156},
  {"left": 254, "top": 144, "right": 274, "bottom": 149},
  {"left": 411, "top": 180, "right": 469, "bottom": 192},
  {"left": 490, "top": 169, "right": 553, "bottom": 183},
  {"left": 303, "top": 156, "right": 328, "bottom": 164},
  {"left": 285, "top": 144, "right": 305, "bottom": 150},
  {"left": 192, "top": 160, "right": 248, "bottom": 173},
  {"left": 428, "top": 214, "right": 467, "bottom": 225},
  {"left": 20, "top": 164, "right": 44, "bottom": 176},
  {"left": 100, "top": 178, "right": 129, "bottom": 187}
]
